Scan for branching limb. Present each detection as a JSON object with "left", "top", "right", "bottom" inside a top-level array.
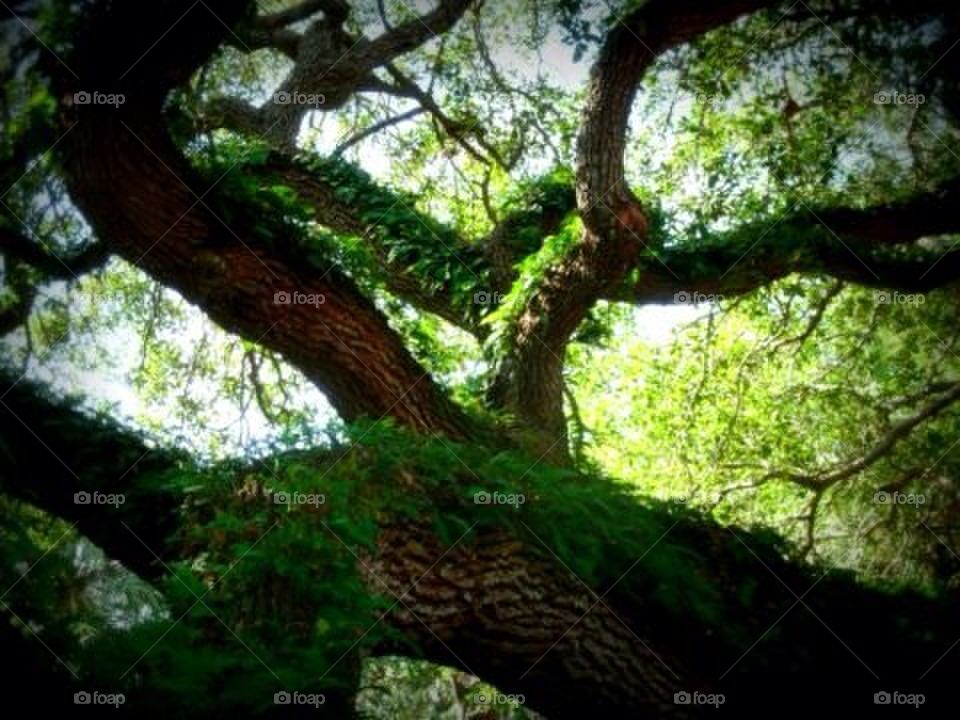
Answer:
[
  {"left": 360, "top": 0, "right": 473, "bottom": 65},
  {"left": 381, "top": 62, "right": 505, "bottom": 166},
  {"left": 1, "top": 227, "right": 109, "bottom": 279},
  {"left": 736, "top": 381, "right": 960, "bottom": 496},
  {"left": 333, "top": 107, "right": 425, "bottom": 155},
  {"left": 489, "top": 0, "right": 784, "bottom": 458}
]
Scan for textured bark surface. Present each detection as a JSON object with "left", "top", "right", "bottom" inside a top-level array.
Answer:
[
  {"left": 490, "top": 0, "right": 787, "bottom": 453},
  {"left": 50, "top": 1, "right": 473, "bottom": 438},
  {"left": 364, "top": 519, "right": 960, "bottom": 716},
  {"left": 5, "top": 378, "right": 960, "bottom": 716},
  {"left": 366, "top": 523, "right": 685, "bottom": 716},
  {"left": 7, "top": 1, "right": 960, "bottom": 715},
  {"left": 59, "top": 110, "right": 468, "bottom": 435}
]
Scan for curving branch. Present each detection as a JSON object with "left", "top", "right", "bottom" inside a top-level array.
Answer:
[
  {"left": 575, "top": 0, "right": 783, "bottom": 237},
  {"left": 490, "top": 0, "right": 785, "bottom": 460},
  {"left": 51, "top": 0, "right": 476, "bottom": 438},
  {"left": 607, "top": 182, "right": 960, "bottom": 305},
  {"left": 803, "top": 381, "right": 960, "bottom": 488},
  {"left": 0, "top": 374, "right": 186, "bottom": 580},
  {"left": 736, "top": 381, "right": 960, "bottom": 495},
  {"left": 1, "top": 226, "right": 109, "bottom": 280},
  {"left": 201, "top": 0, "right": 474, "bottom": 148},
  {"left": 360, "top": 0, "right": 473, "bottom": 64}
]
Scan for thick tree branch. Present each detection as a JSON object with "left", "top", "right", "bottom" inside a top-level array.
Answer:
[
  {"left": 0, "top": 375, "right": 185, "bottom": 579},
  {"left": 51, "top": 0, "right": 475, "bottom": 438},
  {"left": 1, "top": 226, "right": 109, "bottom": 279},
  {"left": 489, "top": 1, "right": 784, "bottom": 458},
  {"left": 811, "top": 178, "right": 960, "bottom": 246},
  {"left": 258, "top": 156, "right": 487, "bottom": 336},
  {"left": 203, "top": 0, "right": 474, "bottom": 148},
  {"left": 607, "top": 185, "right": 960, "bottom": 304},
  {"left": 11, "top": 379, "right": 957, "bottom": 715},
  {"left": 576, "top": 0, "right": 782, "bottom": 236},
  {"left": 360, "top": 0, "right": 473, "bottom": 64},
  {"left": 249, "top": 157, "right": 577, "bottom": 337}
]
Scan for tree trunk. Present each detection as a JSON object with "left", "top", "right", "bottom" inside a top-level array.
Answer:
[
  {"left": 10, "top": 2, "right": 958, "bottom": 716},
  {"left": 54, "top": 102, "right": 471, "bottom": 439},
  {"left": 5, "top": 378, "right": 959, "bottom": 716}
]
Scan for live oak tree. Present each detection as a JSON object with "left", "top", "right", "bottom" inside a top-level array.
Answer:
[{"left": 3, "top": 0, "right": 960, "bottom": 716}]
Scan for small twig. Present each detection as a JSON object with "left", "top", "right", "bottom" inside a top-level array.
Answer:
[{"left": 333, "top": 107, "right": 425, "bottom": 156}]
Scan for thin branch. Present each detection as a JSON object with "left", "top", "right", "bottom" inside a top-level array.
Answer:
[
  {"left": 754, "top": 382, "right": 960, "bottom": 492},
  {"left": 770, "top": 280, "right": 844, "bottom": 351},
  {"left": 361, "top": 0, "right": 473, "bottom": 65},
  {"left": 258, "top": 0, "right": 336, "bottom": 29},
  {"left": 333, "top": 107, "right": 424, "bottom": 155},
  {"left": 382, "top": 62, "right": 504, "bottom": 166},
  {"left": 376, "top": 0, "right": 393, "bottom": 31},
  {"left": 812, "top": 382, "right": 960, "bottom": 487}
]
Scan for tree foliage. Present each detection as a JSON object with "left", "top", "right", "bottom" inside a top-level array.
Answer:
[{"left": 2, "top": 0, "right": 960, "bottom": 716}]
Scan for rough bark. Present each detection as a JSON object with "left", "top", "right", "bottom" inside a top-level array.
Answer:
[
  {"left": 0, "top": 375, "right": 183, "bottom": 578},
  {"left": 4, "top": 378, "right": 960, "bottom": 716},
  {"left": 577, "top": 0, "right": 786, "bottom": 233},
  {"left": 367, "top": 520, "right": 960, "bottom": 716},
  {"left": 490, "top": 0, "right": 785, "bottom": 459},
  {"left": 367, "top": 522, "right": 684, "bottom": 715},
  {"left": 50, "top": 0, "right": 473, "bottom": 438},
  {"left": 9, "top": 1, "right": 960, "bottom": 714}
]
